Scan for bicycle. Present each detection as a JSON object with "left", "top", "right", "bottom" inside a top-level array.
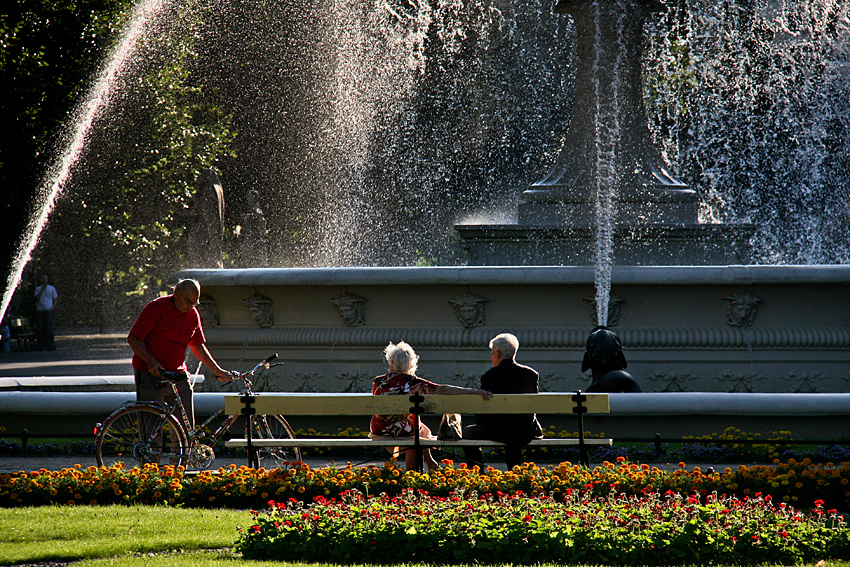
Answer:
[{"left": 94, "top": 354, "right": 301, "bottom": 469}]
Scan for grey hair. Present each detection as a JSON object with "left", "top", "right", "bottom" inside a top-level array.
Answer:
[
  {"left": 384, "top": 341, "right": 419, "bottom": 374},
  {"left": 489, "top": 333, "right": 518, "bottom": 359}
]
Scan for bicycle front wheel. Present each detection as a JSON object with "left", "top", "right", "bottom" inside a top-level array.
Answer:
[
  {"left": 96, "top": 405, "right": 190, "bottom": 469},
  {"left": 251, "top": 415, "right": 301, "bottom": 468}
]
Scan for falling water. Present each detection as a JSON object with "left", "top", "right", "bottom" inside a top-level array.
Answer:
[
  {"left": 592, "top": 1, "right": 624, "bottom": 327},
  {"left": 0, "top": 0, "right": 169, "bottom": 324},
  {"left": 645, "top": 0, "right": 850, "bottom": 263}
]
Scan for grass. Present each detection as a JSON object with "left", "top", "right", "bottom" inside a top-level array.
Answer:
[
  {"left": 0, "top": 505, "right": 249, "bottom": 565},
  {"left": 0, "top": 505, "right": 849, "bottom": 567}
]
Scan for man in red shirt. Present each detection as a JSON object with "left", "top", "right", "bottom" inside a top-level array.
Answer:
[{"left": 128, "top": 278, "right": 235, "bottom": 432}]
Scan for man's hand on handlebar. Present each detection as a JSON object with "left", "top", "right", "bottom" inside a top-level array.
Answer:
[{"left": 216, "top": 370, "right": 241, "bottom": 383}]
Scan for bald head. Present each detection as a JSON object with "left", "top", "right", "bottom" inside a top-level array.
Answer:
[
  {"left": 173, "top": 279, "right": 201, "bottom": 313},
  {"left": 175, "top": 279, "right": 200, "bottom": 295}
]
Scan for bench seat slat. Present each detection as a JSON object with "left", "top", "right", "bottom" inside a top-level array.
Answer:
[
  {"left": 224, "top": 437, "right": 613, "bottom": 448},
  {"left": 223, "top": 392, "right": 610, "bottom": 416}
]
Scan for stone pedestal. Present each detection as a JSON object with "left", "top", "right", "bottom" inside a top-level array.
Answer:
[{"left": 520, "top": 0, "right": 696, "bottom": 227}]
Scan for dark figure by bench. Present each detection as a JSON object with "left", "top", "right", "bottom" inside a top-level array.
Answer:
[{"left": 582, "top": 326, "right": 642, "bottom": 393}]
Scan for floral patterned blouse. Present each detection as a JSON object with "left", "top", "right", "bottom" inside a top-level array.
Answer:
[{"left": 370, "top": 372, "right": 440, "bottom": 437}]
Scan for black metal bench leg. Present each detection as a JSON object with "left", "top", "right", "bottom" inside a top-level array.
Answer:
[
  {"left": 241, "top": 394, "right": 258, "bottom": 468},
  {"left": 572, "top": 391, "right": 589, "bottom": 467},
  {"left": 410, "top": 394, "right": 425, "bottom": 473}
]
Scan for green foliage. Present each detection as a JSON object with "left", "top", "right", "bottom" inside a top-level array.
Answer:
[
  {"left": 31, "top": 0, "right": 237, "bottom": 325},
  {"left": 0, "top": 0, "right": 131, "bottom": 273}
]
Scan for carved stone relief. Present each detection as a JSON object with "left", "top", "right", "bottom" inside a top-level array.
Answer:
[
  {"left": 783, "top": 371, "right": 823, "bottom": 393},
  {"left": 331, "top": 292, "right": 367, "bottom": 327},
  {"left": 449, "top": 292, "right": 489, "bottom": 328},
  {"left": 717, "top": 371, "right": 765, "bottom": 392},
  {"left": 724, "top": 291, "right": 762, "bottom": 327},
  {"left": 198, "top": 293, "right": 219, "bottom": 327},
  {"left": 242, "top": 291, "right": 274, "bottom": 327},
  {"left": 646, "top": 372, "right": 698, "bottom": 392},
  {"left": 337, "top": 372, "right": 373, "bottom": 393},
  {"left": 583, "top": 295, "right": 625, "bottom": 327}
]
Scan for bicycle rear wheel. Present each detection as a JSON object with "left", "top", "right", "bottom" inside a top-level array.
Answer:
[
  {"left": 251, "top": 415, "right": 301, "bottom": 468},
  {"left": 96, "top": 405, "right": 190, "bottom": 468}
]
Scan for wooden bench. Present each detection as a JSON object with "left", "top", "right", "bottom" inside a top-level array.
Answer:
[
  {"left": 223, "top": 392, "right": 611, "bottom": 471},
  {"left": 10, "top": 318, "right": 36, "bottom": 351}
]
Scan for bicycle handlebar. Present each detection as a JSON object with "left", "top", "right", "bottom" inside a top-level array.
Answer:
[{"left": 228, "top": 353, "right": 280, "bottom": 384}]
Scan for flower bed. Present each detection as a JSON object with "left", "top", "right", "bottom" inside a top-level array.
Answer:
[
  {"left": 236, "top": 489, "right": 849, "bottom": 565},
  {"left": 0, "top": 457, "right": 848, "bottom": 511}
]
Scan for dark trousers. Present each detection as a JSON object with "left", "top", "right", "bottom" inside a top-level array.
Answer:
[
  {"left": 462, "top": 424, "right": 527, "bottom": 470},
  {"left": 134, "top": 369, "right": 194, "bottom": 462},
  {"left": 36, "top": 309, "right": 55, "bottom": 350}
]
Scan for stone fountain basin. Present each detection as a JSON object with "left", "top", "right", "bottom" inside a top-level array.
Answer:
[{"left": 173, "top": 265, "right": 850, "bottom": 394}]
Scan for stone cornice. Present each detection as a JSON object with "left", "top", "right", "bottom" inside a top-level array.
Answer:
[{"left": 174, "top": 265, "right": 850, "bottom": 287}]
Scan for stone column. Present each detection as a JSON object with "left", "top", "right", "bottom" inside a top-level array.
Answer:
[{"left": 519, "top": 0, "right": 696, "bottom": 226}]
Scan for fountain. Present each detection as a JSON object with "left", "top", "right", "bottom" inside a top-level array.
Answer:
[
  {"left": 4, "top": 0, "right": 850, "bottom": 413},
  {"left": 456, "top": 0, "right": 753, "bottom": 269},
  {"left": 168, "top": 0, "right": 850, "bottom": 402}
]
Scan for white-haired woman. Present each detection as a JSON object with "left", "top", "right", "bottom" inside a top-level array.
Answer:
[{"left": 371, "top": 341, "right": 492, "bottom": 471}]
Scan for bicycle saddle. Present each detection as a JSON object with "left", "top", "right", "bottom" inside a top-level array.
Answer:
[{"left": 159, "top": 370, "right": 189, "bottom": 382}]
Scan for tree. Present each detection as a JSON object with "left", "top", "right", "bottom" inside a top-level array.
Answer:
[{"left": 0, "top": 0, "right": 130, "bottom": 285}]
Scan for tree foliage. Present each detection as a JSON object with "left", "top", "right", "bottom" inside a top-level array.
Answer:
[
  {"left": 3, "top": 0, "right": 236, "bottom": 327},
  {"left": 0, "top": 0, "right": 130, "bottom": 286}
]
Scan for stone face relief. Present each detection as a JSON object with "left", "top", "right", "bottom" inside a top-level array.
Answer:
[
  {"left": 331, "top": 291, "right": 367, "bottom": 327},
  {"left": 242, "top": 291, "right": 274, "bottom": 327},
  {"left": 449, "top": 292, "right": 489, "bottom": 328},
  {"left": 198, "top": 293, "right": 219, "bottom": 327},
  {"left": 724, "top": 291, "right": 762, "bottom": 327},
  {"left": 583, "top": 295, "right": 625, "bottom": 327}
]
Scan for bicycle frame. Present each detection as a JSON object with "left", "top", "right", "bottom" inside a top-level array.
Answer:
[
  {"left": 153, "top": 379, "right": 249, "bottom": 451},
  {"left": 97, "top": 353, "right": 287, "bottom": 469}
]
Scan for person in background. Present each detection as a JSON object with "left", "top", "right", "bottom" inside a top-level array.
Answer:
[
  {"left": 34, "top": 275, "right": 58, "bottom": 351},
  {"left": 0, "top": 318, "right": 11, "bottom": 353},
  {"left": 370, "top": 341, "right": 492, "bottom": 471},
  {"left": 463, "top": 333, "right": 543, "bottom": 469}
]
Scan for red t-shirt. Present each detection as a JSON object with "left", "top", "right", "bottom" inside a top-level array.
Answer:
[{"left": 129, "top": 295, "right": 205, "bottom": 372}]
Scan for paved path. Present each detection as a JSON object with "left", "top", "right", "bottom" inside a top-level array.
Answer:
[{"left": 0, "top": 330, "right": 132, "bottom": 377}]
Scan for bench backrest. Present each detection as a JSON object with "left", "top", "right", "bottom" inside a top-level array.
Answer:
[{"left": 223, "top": 392, "right": 609, "bottom": 416}]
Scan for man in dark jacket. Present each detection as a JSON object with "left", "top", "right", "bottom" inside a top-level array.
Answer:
[{"left": 463, "top": 333, "right": 542, "bottom": 469}]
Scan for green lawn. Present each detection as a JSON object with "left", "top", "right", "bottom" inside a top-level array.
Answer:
[
  {"left": 0, "top": 505, "right": 847, "bottom": 567},
  {"left": 0, "top": 505, "right": 248, "bottom": 565}
]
